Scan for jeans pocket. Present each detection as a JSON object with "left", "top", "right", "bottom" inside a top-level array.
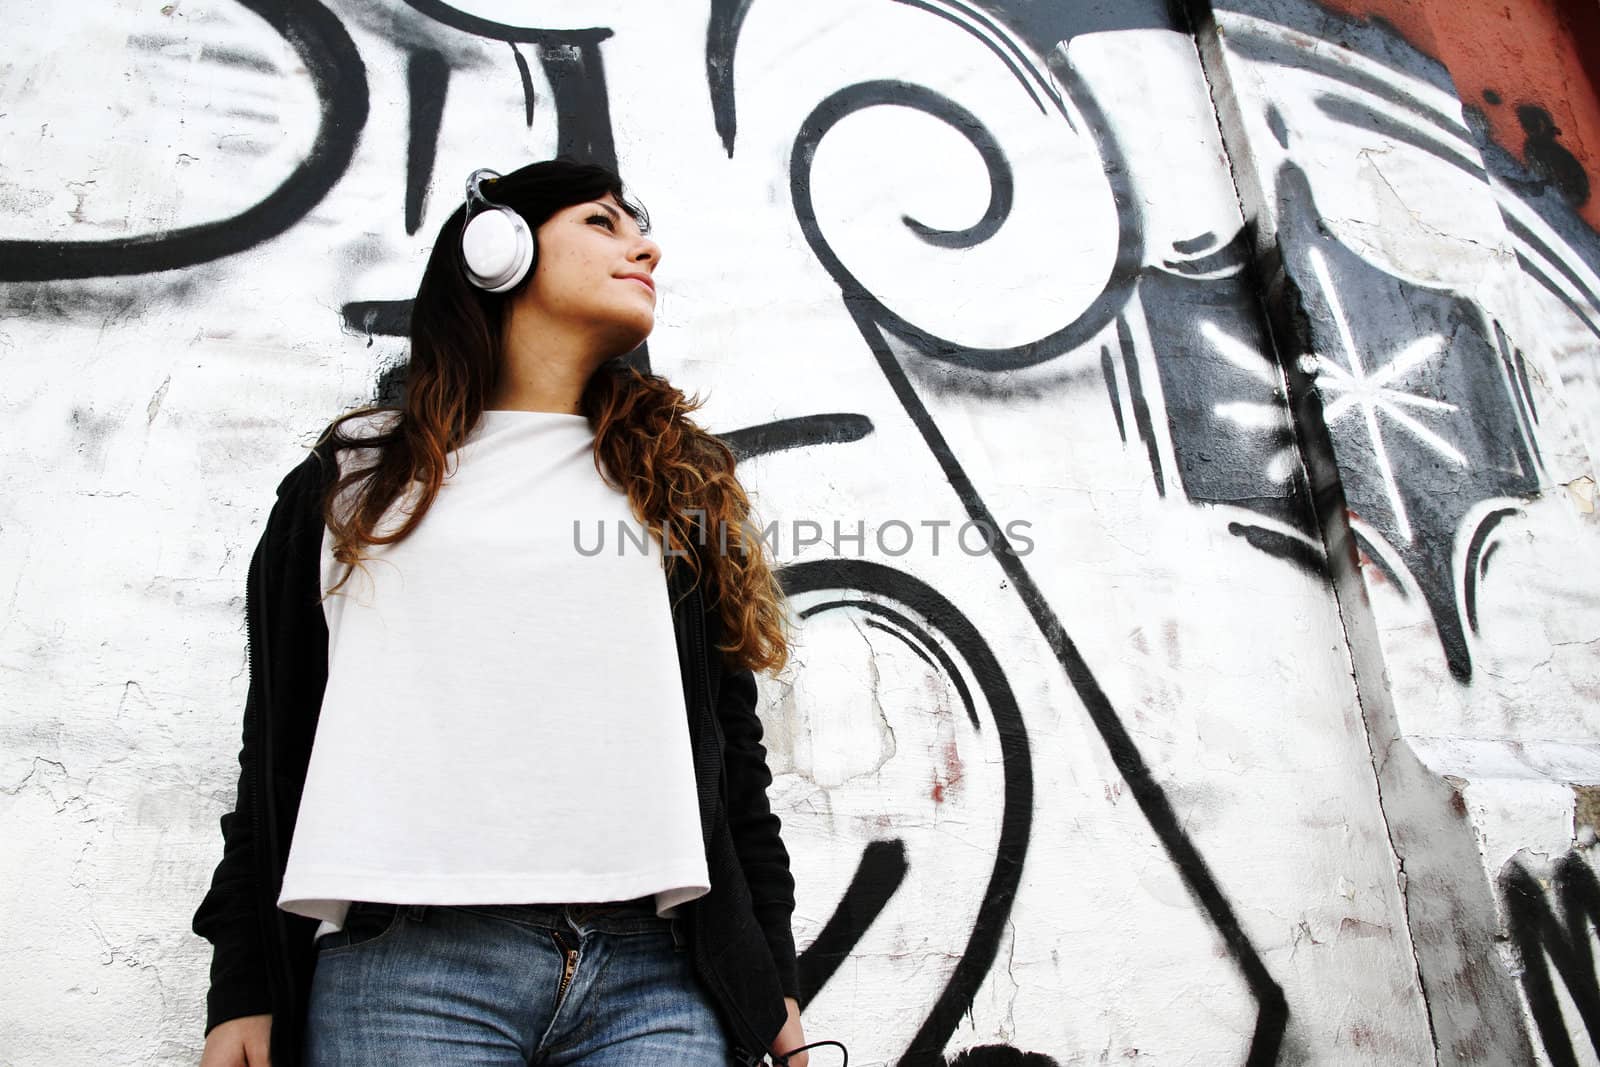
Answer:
[{"left": 315, "top": 902, "right": 405, "bottom": 958}]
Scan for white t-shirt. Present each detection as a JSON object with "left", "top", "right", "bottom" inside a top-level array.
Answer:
[{"left": 277, "top": 409, "right": 710, "bottom": 940}]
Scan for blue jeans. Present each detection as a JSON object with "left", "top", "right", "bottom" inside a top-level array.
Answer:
[{"left": 302, "top": 899, "right": 732, "bottom": 1064}]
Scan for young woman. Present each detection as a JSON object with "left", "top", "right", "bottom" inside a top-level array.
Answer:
[{"left": 193, "top": 159, "right": 811, "bottom": 1065}]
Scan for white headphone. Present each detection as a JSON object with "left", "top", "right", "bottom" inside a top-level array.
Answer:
[{"left": 459, "top": 168, "right": 536, "bottom": 292}]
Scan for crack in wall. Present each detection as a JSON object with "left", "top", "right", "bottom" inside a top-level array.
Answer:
[{"left": 1181, "top": 3, "right": 1443, "bottom": 1061}]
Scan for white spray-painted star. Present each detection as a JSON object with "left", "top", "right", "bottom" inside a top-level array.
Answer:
[
  {"left": 1303, "top": 246, "right": 1461, "bottom": 544},
  {"left": 1200, "top": 319, "right": 1300, "bottom": 485}
]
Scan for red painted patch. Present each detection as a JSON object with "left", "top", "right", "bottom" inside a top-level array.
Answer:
[
  {"left": 930, "top": 740, "right": 965, "bottom": 804},
  {"left": 1318, "top": 0, "right": 1600, "bottom": 231}
]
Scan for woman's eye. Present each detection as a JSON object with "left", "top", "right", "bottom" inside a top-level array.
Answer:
[{"left": 586, "top": 214, "right": 616, "bottom": 230}]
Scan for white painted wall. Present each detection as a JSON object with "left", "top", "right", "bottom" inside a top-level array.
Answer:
[{"left": 0, "top": 1, "right": 1595, "bottom": 1064}]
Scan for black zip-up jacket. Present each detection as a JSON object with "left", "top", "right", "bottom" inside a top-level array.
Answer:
[{"left": 191, "top": 432, "right": 799, "bottom": 1065}]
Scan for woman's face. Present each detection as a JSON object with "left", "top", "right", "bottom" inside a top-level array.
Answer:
[{"left": 521, "top": 192, "right": 662, "bottom": 355}]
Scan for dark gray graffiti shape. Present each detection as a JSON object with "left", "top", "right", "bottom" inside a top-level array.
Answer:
[{"left": 1272, "top": 162, "right": 1541, "bottom": 681}]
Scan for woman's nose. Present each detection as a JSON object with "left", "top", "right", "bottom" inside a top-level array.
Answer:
[{"left": 633, "top": 236, "right": 662, "bottom": 268}]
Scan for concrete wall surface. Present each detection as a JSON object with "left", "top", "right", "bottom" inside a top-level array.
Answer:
[{"left": 1, "top": 1, "right": 1596, "bottom": 1064}]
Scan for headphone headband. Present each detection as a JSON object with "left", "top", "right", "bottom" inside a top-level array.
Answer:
[{"left": 464, "top": 168, "right": 501, "bottom": 212}]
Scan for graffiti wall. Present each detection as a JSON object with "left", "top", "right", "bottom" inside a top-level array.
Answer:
[
  {"left": 0, "top": 1, "right": 1594, "bottom": 1064},
  {"left": 1201, "top": 0, "right": 1600, "bottom": 1063}
]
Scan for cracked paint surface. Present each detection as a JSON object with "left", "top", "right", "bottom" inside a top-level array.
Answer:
[{"left": 1, "top": 0, "right": 1597, "bottom": 1064}]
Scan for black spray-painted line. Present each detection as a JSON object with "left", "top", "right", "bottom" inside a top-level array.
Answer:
[
  {"left": 1462, "top": 507, "right": 1520, "bottom": 634},
  {"left": 1313, "top": 95, "right": 1488, "bottom": 183},
  {"left": 1514, "top": 349, "right": 1540, "bottom": 424},
  {"left": 1174, "top": 231, "right": 1219, "bottom": 255},
  {"left": 1513, "top": 252, "right": 1600, "bottom": 342},
  {"left": 535, "top": 32, "right": 621, "bottom": 172},
  {"left": 802, "top": 597, "right": 982, "bottom": 731},
  {"left": 794, "top": 838, "right": 910, "bottom": 1008},
  {"left": 1227, "top": 522, "right": 1328, "bottom": 579},
  {"left": 0, "top": 0, "right": 368, "bottom": 281},
  {"left": 1503, "top": 214, "right": 1600, "bottom": 336},
  {"left": 224, "top": 106, "right": 284, "bottom": 123},
  {"left": 864, "top": 616, "right": 943, "bottom": 675},
  {"left": 890, "top": 0, "right": 1054, "bottom": 120},
  {"left": 780, "top": 559, "right": 1031, "bottom": 1064},
  {"left": 1499, "top": 852, "right": 1600, "bottom": 1067},
  {"left": 1224, "top": 30, "right": 1470, "bottom": 141},
  {"left": 127, "top": 33, "right": 280, "bottom": 75},
  {"left": 200, "top": 45, "right": 280, "bottom": 73},
  {"left": 1100, "top": 345, "right": 1128, "bottom": 444},
  {"left": 1266, "top": 104, "right": 1291, "bottom": 149},
  {"left": 1349, "top": 526, "right": 1411, "bottom": 601},
  {"left": 705, "top": 0, "right": 755, "bottom": 156},
  {"left": 1492, "top": 321, "right": 1545, "bottom": 471},
  {"left": 1116, "top": 314, "right": 1165, "bottom": 498},
  {"left": 510, "top": 43, "right": 536, "bottom": 127},
  {"left": 719, "top": 413, "right": 876, "bottom": 462},
  {"left": 406, "top": 48, "right": 449, "bottom": 236},
  {"left": 793, "top": 61, "right": 1285, "bottom": 1063},
  {"left": 948, "top": 1046, "right": 1061, "bottom": 1066},
  {"left": 342, "top": 299, "right": 412, "bottom": 338},
  {"left": 1161, "top": 231, "right": 1250, "bottom": 276}
]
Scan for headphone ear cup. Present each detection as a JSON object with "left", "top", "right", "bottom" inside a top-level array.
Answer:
[{"left": 461, "top": 207, "right": 536, "bottom": 293}]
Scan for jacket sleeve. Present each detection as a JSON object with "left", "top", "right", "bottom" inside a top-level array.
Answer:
[
  {"left": 190, "top": 522, "right": 274, "bottom": 1033},
  {"left": 190, "top": 458, "right": 312, "bottom": 1034},
  {"left": 716, "top": 662, "right": 801, "bottom": 1001}
]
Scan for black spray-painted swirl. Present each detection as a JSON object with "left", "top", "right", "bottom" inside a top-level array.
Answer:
[
  {"left": 779, "top": 558, "right": 1033, "bottom": 1065},
  {"left": 0, "top": 0, "right": 368, "bottom": 281},
  {"left": 790, "top": 71, "right": 1140, "bottom": 372}
]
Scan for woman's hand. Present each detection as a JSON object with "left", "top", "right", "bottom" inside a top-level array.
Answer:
[
  {"left": 198, "top": 1014, "right": 272, "bottom": 1066},
  {"left": 771, "top": 997, "right": 808, "bottom": 1066}
]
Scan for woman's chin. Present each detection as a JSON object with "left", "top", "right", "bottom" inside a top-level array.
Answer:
[{"left": 604, "top": 317, "right": 655, "bottom": 355}]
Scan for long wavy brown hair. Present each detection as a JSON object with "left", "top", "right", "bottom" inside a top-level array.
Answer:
[{"left": 315, "top": 159, "right": 789, "bottom": 675}]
